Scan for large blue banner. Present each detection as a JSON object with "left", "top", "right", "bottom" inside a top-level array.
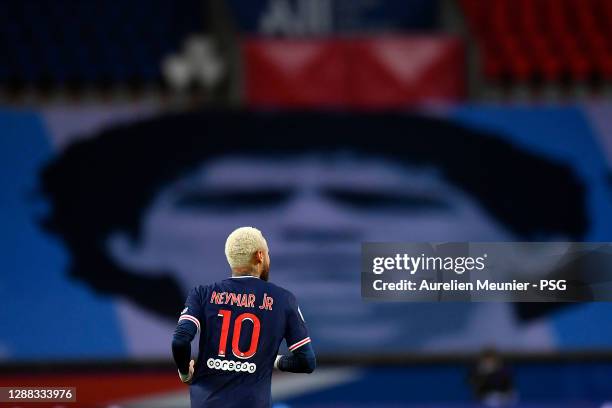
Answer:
[{"left": 1, "top": 105, "right": 611, "bottom": 361}]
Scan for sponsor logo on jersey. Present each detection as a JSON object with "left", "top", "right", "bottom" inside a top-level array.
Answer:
[{"left": 207, "top": 358, "right": 257, "bottom": 373}]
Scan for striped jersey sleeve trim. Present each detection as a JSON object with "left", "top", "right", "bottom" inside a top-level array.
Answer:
[
  {"left": 288, "top": 337, "right": 311, "bottom": 352},
  {"left": 178, "top": 314, "right": 201, "bottom": 332}
]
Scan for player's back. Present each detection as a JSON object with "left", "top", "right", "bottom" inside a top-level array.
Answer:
[{"left": 187, "top": 276, "right": 299, "bottom": 408}]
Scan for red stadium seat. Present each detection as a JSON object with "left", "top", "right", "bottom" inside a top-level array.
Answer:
[
  {"left": 541, "top": 55, "right": 563, "bottom": 82},
  {"left": 600, "top": 55, "right": 612, "bottom": 81}
]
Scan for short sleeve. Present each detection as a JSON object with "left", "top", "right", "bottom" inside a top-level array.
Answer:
[
  {"left": 177, "top": 286, "right": 205, "bottom": 332},
  {"left": 284, "top": 293, "right": 311, "bottom": 352}
]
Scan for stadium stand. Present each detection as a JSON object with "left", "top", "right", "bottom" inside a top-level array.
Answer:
[
  {"left": 0, "top": 0, "right": 205, "bottom": 92},
  {"left": 459, "top": 0, "right": 612, "bottom": 87}
]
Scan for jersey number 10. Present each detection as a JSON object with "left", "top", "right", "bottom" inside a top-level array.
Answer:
[{"left": 217, "top": 310, "right": 261, "bottom": 359}]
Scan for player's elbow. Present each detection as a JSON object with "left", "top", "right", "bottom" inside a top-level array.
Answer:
[
  {"left": 172, "top": 336, "right": 190, "bottom": 351},
  {"left": 299, "top": 343, "right": 316, "bottom": 373},
  {"left": 303, "top": 356, "right": 316, "bottom": 373},
  {"left": 172, "top": 321, "right": 197, "bottom": 349}
]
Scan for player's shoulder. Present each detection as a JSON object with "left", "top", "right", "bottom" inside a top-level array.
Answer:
[
  {"left": 188, "top": 284, "right": 210, "bottom": 299},
  {"left": 265, "top": 281, "right": 298, "bottom": 303},
  {"left": 187, "top": 282, "right": 236, "bottom": 303}
]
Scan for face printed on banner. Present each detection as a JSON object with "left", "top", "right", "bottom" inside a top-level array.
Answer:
[
  {"left": 108, "top": 153, "right": 514, "bottom": 289},
  {"left": 40, "top": 111, "right": 588, "bottom": 353},
  {"left": 107, "top": 153, "right": 515, "bottom": 348}
]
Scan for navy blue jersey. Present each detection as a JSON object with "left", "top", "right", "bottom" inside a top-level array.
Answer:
[{"left": 178, "top": 276, "right": 310, "bottom": 408}]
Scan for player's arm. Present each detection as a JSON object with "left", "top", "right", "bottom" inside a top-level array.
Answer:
[
  {"left": 172, "top": 320, "right": 197, "bottom": 383},
  {"left": 276, "top": 294, "right": 316, "bottom": 374},
  {"left": 172, "top": 287, "right": 203, "bottom": 383}
]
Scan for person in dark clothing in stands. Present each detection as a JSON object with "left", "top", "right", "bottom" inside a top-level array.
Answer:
[{"left": 469, "top": 348, "right": 517, "bottom": 407}]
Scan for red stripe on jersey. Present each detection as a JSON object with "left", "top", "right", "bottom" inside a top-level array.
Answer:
[
  {"left": 178, "top": 314, "right": 201, "bottom": 332},
  {"left": 288, "top": 337, "right": 311, "bottom": 352}
]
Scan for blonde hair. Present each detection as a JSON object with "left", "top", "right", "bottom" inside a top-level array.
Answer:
[{"left": 224, "top": 227, "right": 268, "bottom": 268}]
